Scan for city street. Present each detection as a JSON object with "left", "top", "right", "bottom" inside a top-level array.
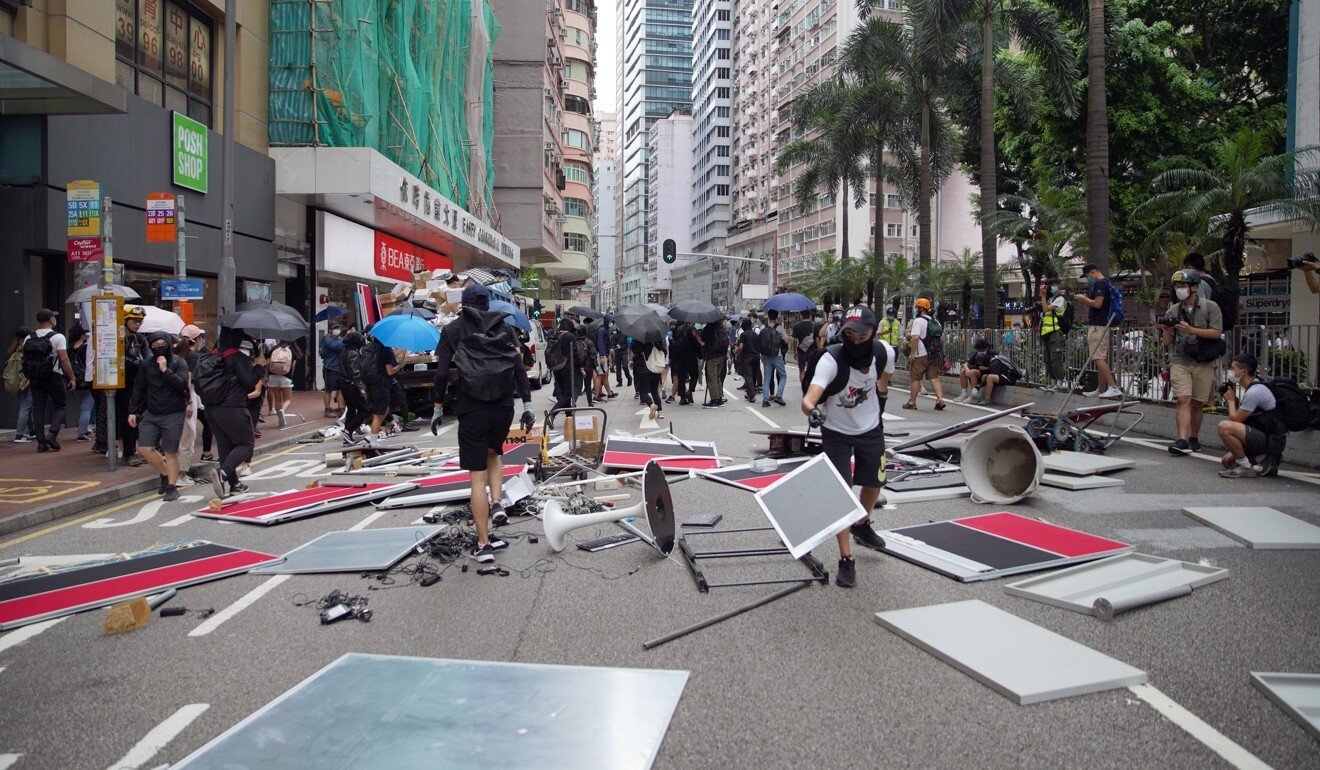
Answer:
[{"left": 0, "top": 377, "right": 1317, "bottom": 769}]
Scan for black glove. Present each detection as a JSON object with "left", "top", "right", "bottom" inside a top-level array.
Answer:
[
  {"left": 808, "top": 407, "right": 824, "bottom": 429},
  {"left": 520, "top": 409, "right": 535, "bottom": 432},
  {"left": 430, "top": 409, "right": 443, "bottom": 435}
]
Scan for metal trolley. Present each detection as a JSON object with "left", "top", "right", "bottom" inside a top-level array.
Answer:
[{"left": 533, "top": 406, "right": 608, "bottom": 482}]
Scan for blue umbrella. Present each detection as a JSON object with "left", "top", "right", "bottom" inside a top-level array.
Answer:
[
  {"left": 390, "top": 306, "right": 438, "bottom": 320},
  {"left": 490, "top": 299, "right": 532, "bottom": 332},
  {"left": 763, "top": 292, "right": 817, "bottom": 313},
  {"left": 369, "top": 314, "right": 441, "bottom": 352},
  {"left": 314, "top": 306, "right": 349, "bottom": 323}
]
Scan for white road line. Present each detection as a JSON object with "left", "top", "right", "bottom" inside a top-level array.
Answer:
[
  {"left": 0, "top": 754, "right": 22, "bottom": 770},
  {"left": 0, "top": 666, "right": 6, "bottom": 676},
  {"left": 745, "top": 406, "right": 781, "bottom": 429},
  {"left": 106, "top": 702, "right": 210, "bottom": 770},
  {"left": 1127, "top": 684, "right": 1271, "bottom": 770},
  {"left": 188, "top": 576, "right": 290, "bottom": 637},
  {"left": 1119, "top": 435, "right": 1320, "bottom": 486},
  {"left": 0, "top": 618, "right": 65, "bottom": 655},
  {"left": 159, "top": 514, "right": 195, "bottom": 527},
  {"left": 347, "top": 508, "right": 390, "bottom": 532}
]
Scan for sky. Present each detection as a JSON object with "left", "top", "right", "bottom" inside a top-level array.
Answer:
[{"left": 595, "top": 0, "right": 617, "bottom": 114}]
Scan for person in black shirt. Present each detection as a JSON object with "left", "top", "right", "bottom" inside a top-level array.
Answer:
[
  {"left": 205, "top": 327, "right": 263, "bottom": 498},
  {"left": 610, "top": 328, "right": 631, "bottom": 386},
  {"left": 669, "top": 321, "right": 700, "bottom": 405},
  {"left": 129, "top": 332, "right": 192, "bottom": 501},
  {"left": 734, "top": 318, "right": 760, "bottom": 402},
  {"left": 339, "top": 332, "right": 373, "bottom": 443},
  {"left": 549, "top": 317, "right": 578, "bottom": 417},
  {"left": 956, "top": 339, "right": 995, "bottom": 403},
  {"left": 698, "top": 320, "right": 729, "bottom": 407},
  {"left": 792, "top": 314, "right": 816, "bottom": 385},
  {"left": 631, "top": 338, "right": 664, "bottom": 421},
  {"left": 365, "top": 335, "right": 397, "bottom": 440}
]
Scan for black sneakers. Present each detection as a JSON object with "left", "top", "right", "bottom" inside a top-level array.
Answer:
[
  {"left": 1188, "top": 437, "right": 1202, "bottom": 452},
  {"left": 46, "top": 434, "right": 61, "bottom": 451},
  {"left": 772, "top": 396, "right": 787, "bottom": 406},
  {"left": 490, "top": 504, "right": 508, "bottom": 526},
  {"left": 836, "top": 557, "right": 857, "bottom": 588},
  {"left": 159, "top": 475, "right": 170, "bottom": 495},
  {"left": 471, "top": 542, "right": 497, "bottom": 563},
  {"left": 211, "top": 469, "right": 226, "bottom": 500},
  {"left": 850, "top": 521, "right": 887, "bottom": 552},
  {"left": 231, "top": 481, "right": 250, "bottom": 494},
  {"left": 163, "top": 486, "right": 180, "bottom": 502},
  {"left": 1168, "top": 439, "right": 1192, "bottom": 456}
]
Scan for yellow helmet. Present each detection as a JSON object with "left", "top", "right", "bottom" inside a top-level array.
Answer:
[{"left": 124, "top": 306, "right": 147, "bottom": 320}]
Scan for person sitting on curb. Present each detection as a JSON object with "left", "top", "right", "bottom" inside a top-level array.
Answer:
[
  {"left": 1216, "top": 352, "right": 1285, "bottom": 478},
  {"left": 955, "top": 339, "right": 994, "bottom": 404},
  {"left": 980, "top": 354, "right": 1023, "bottom": 405}
]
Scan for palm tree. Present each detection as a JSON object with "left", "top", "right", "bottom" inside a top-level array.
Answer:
[
  {"left": 985, "top": 181, "right": 1088, "bottom": 299},
  {"left": 938, "top": 248, "right": 983, "bottom": 323},
  {"left": 1085, "top": 0, "right": 1109, "bottom": 271},
  {"left": 873, "top": 253, "right": 921, "bottom": 314},
  {"left": 796, "top": 249, "right": 864, "bottom": 307},
  {"left": 1134, "top": 128, "right": 1320, "bottom": 296}
]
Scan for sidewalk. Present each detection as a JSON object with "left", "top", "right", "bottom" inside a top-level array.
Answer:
[{"left": 0, "top": 390, "right": 341, "bottom": 536}]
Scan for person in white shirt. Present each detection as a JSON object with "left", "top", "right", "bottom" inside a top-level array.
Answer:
[
  {"left": 25, "top": 308, "right": 76, "bottom": 452},
  {"left": 800, "top": 305, "right": 895, "bottom": 589},
  {"left": 904, "top": 298, "right": 947, "bottom": 410}
]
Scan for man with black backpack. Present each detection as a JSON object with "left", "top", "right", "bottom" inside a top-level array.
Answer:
[
  {"left": 358, "top": 330, "right": 397, "bottom": 443},
  {"left": 432, "top": 284, "right": 534, "bottom": 563},
  {"left": 757, "top": 309, "right": 791, "bottom": 407},
  {"left": 546, "top": 316, "right": 578, "bottom": 415},
  {"left": 669, "top": 321, "right": 700, "bottom": 405},
  {"left": 1215, "top": 353, "right": 1286, "bottom": 478},
  {"left": 800, "top": 305, "right": 894, "bottom": 589},
  {"left": 1074, "top": 264, "right": 1123, "bottom": 399},
  {"left": 197, "top": 327, "right": 263, "bottom": 498},
  {"left": 1158, "top": 269, "right": 1223, "bottom": 456},
  {"left": 128, "top": 332, "right": 192, "bottom": 501},
  {"left": 24, "top": 309, "right": 76, "bottom": 452},
  {"left": 980, "top": 353, "right": 1023, "bottom": 405},
  {"left": 339, "top": 331, "right": 373, "bottom": 442}
]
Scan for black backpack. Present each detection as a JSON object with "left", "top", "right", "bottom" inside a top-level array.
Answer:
[
  {"left": 757, "top": 324, "right": 783, "bottom": 357},
  {"left": 20, "top": 332, "right": 55, "bottom": 381},
  {"left": 575, "top": 334, "right": 594, "bottom": 367},
  {"left": 544, "top": 329, "right": 568, "bottom": 372},
  {"left": 1056, "top": 297, "right": 1074, "bottom": 335},
  {"left": 802, "top": 341, "right": 890, "bottom": 398},
  {"left": 452, "top": 312, "right": 521, "bottom": 403},
  {"left": 1202, "top": 274, "right": 1239, "bottom": 331},
  {"left": 194, "top": 352, "right": 236, "bottom": 406},
  {"left": 1251, "top": 378, "right": 1314, "bottom": 433},
  {"left": 988, "top": 355, "right": 1022, "bottom": 385},
  {"left": 358, "top": 343, "right": 383, "bottom": 385}
]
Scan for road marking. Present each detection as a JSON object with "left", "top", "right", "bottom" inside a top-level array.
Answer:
[
  {"left": 1127, "top": 684, "right": 1270, "bottom": 769},
  {"left": 84, "top": 495, "right": 203, "bottom": 529},
  {"left": 188, "top": 575, "right": 290, "bottom": 637},
  {"left": 0, "top": 754, "right": 22, "bottom": 770},
  {"left": 159, "top": 514, "right": 195, "bottom": 527},
  {"left": 745, "top": 406, "right": 781, "bottom": 429},
  {"left": 0, "top": 618, "right": 65, "bottom": 655},
  {"left": 347, "top": 508, "right": 390, "bottom": 532},
  {"left": 1119, "top": 435, "right": 1320, "bottom": 486},
  {"left": 0, "top": 478, "right": 99, "bottom": 504},
  {"left": 106, "top": 702, "right": 210, "bottom": 770}
]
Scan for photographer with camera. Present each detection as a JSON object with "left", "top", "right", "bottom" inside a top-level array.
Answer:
[
  {"left": 1215, "top": 353, "right": 1284, "bottom": 478},
  {"left": 1158, "top": 269, "right": 1223, "bottom": 456},
  {"left": 1296, "top": 252, "right": 1319, "bottom": 295}
]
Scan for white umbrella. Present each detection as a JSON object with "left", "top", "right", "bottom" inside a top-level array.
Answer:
[{"left": 127, "top": 305, "right": 185, "bottom": 335}]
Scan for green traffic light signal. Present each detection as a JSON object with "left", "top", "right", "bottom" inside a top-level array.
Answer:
[{"left": 662, "top": 239, "right": 677, "bottom": 264}]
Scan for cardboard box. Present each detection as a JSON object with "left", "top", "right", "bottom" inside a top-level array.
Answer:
[
  {"left": 505, "top": 425, "right": 545, "bottom": 445},
  {"left": 563, "top": 414, "right": 600, "bottom": 445}
]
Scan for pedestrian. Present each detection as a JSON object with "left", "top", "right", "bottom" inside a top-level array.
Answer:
[
  {"left": 128, "top": 332, "right": 191, "bottom": 501},
  {"left": 1073, "top": 263, "right": 1123, "bottom": 398},
  {"left": 241, "top": 339, "right": 266, "bottom": 437},
  {"left": 67, "top": 325, "right": 94, "bottom": 441},
  {"left": 5, "top": 326, "right": 36, "bottom": 443},
  {"left": 198, "top": 328, "right": 262, "bottom": 498},
  {"left": 576, "top": 323, "right": 596, "bottom": 406},
  {"left": 592, "top": 315, "right": 617, "bottom": 401},
  {"left": 734, "top": 318, "right": 760, "bottom": 402},
  {"left": 610, "top": 326, "right": 632, "bottom": 387},
  {"left": 758, "top": 309, "right": 790, "bottom": 407},
  {"left": 1037, "top": 280, "right": 1070, "bottom": 391},
  {"left": 99, "top": 307, "right": 148, "bottom": 463},
  {"left": 1216, "top": 352, "right": 1285, "bottom": 478},
  {"left": 792, "top": 312, "right": 817, "bottom": 385},
  {"left": 181, "top": 327, "right": 217, "bottom": 463},
  {"left": 903, "top": 298, "right": 947, "bottom": 410},
  {"left": 340, "top": 331, "right": 373, "bottom": 442},
  {"left": 669, "top": 321, "right": 699, "bottom": 405},
  {"left": 1159, "top": 268, "right": 1223, "bottom": 455},
  {"left": 360, "top": 330, "right": 397, "bottom": 442},
  {"left": 632, "top": 336, "right": 665, "bottom": 422},
  {"left": 799, "top": 305, "right": 894, "bottom": 588},
  {"left": 817, "top": 305, "right": 843, "bottom": 348},
  {"left": 877, "top": 307, "right": 903, "bottom": 348},
  {"left": 264, "top": 340, "right": 296, "bottom": 428},
  {"left": 22, "top": 309, "right": 76, "bottom": 452},
  {"left": 697, "top": 319, "right": 729, "bottom": 407},
  {"left": 955, "top": 338, "right": 994, "bottom": 404},
  {"left": 320, "top": 323, "right": 345, "bottom": 418},
  {"left": 548, "top": 316, "right": 578, "bottom": 417},
  {"left": 432, "top": 283, "right": 534, "bottom": 562}
]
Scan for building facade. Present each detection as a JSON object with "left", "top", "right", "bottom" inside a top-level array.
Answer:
[
  {"left": 616, "top": 0, "right": 694, "bottom": 305},
  {"left": 640, "top": 112, "right": 695, "bottom": 301},
  {"left": 689, "top": 0, "right": 733, "bottom": 256},
  {"left": 594, "top": 110, "right": 618, "bottom": 309}
]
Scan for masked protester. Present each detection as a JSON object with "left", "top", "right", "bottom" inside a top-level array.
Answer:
[
  {"left": 200, "top": 327, "right": 263, "bottom": 498},
  {"left": 128, "top": 332, "right": 192, "bottom": 501},
  {"left": 320, "top": 324, "right": 345, "bottom": 418}
]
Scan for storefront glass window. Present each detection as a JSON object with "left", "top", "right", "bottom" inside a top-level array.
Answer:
[
  {"left": 137, "top": 0, "right": 164, "bottom": 75},
  {"left": 115, "top": 0, "right": 214, "bottom": 126}
]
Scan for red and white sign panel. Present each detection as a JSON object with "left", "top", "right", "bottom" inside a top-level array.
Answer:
[{"left": 67, "top": 237, "right": 104, "bottom": 263}]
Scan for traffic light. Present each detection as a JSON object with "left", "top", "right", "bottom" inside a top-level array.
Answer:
[
  {"left": 662, "top": 239, "right": 677, "bottom": 264},
  {"left": 531, "top": 298, "right": 543, "bottom": 318}
]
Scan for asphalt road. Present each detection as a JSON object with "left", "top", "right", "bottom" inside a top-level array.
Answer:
[{"left": 0, "top": 375, "right": 1318, "bottom": 769}]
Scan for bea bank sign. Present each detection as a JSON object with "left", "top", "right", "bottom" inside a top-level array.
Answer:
[
  {"left": 374, "top": 229, "right": 451, "bottom": 281},
  {"left": 320, "top": 211, "right": 452, "bottom": 283}
]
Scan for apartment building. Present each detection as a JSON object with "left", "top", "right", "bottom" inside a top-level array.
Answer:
[
  {"left": 595, "top": 110, "right": 619, "bottom": 309},
  {"left": 641, "top": 111, "right": 695, "bottom": 301},
  {"left": 689, "top": 0, "right": 733, "bottom": 256}
]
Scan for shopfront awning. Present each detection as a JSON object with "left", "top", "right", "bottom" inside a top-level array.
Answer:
[
  {"left": 0, "top": 35, "right": 126, "bottom": 115},
  {"left": 271, "top": 146, "right": 519, "bottom": 273}
]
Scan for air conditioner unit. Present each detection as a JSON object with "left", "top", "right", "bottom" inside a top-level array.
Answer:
[
  {"left": 545, "top": 88, "right": 554, "bottom": 97},
  {"left": 545, "top": 141, "right": 555, "bottom": 151}
]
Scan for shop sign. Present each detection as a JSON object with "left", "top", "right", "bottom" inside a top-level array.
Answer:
[
  {"left": 393, "top": 174, "right": 518, "bottom": 264},
  {"left": 160, "top": 278, "right": 203, "bottom": 300},
  {"left": 374, "top": 229, "right": 451, "bottom": 282},
  {"left": 67, "top": 237, "right": 104, "bottom": 263},
  {"left": 320, "top": 212, "right": 453, "bottom": 284},
  {"left": 1243, "top": 295, "right": 1289, "bottom": 314},
  {"left": 146, "top": 193, "right": 177, "bottom": 243},
  {"left": 91, "top": 295, "right": 124, "bottom": 389},
  {"left": 172, "top": 111, "right": 207, "bottom": 193}
]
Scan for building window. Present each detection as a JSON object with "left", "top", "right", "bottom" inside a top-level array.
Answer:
[
  {"left": 565, "top": 129, "right": 590, "bottom": 149},
  {"left": 565, "top": 233, "right": 590, "bottom": 253},
  {"left": 885, "top": 223, "right": 901, "bottom": 238},
  {"left": 564, "top": 197, "right": 592, "bottom": 218},
  {"left": 116, "top": 0, "right": 213, "bottom": 125},
  {"left": 886, "top": 193, "right": 901, "bottom": 208},
  {"left": 564, "top": 162, "right": 591, "bottom": 184}
]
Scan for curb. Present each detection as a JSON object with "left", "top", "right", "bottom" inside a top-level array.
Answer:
[{"left": 0, "top": 426, "right": 328, "bottom": 538}]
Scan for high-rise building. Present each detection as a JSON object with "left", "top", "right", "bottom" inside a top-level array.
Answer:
[
  {"left": 689, "top": 0, "right": 733, "bottom": 255},
  {"left": 595, "top": 111, "right": 619, "bottom": 310},
  {"left": 640, "top": 111, "right": 695, "bottom": 301},
  {"left": 616, "top": 0, "right": 694, "bottom": 305}
]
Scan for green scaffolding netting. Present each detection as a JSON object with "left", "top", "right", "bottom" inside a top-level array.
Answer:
[{"left": 269, "top": 0, "right": 497, "bottom": 216}]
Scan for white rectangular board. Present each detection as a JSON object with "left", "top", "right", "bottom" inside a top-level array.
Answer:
[
  {"left": 1004, "top": 553, "right": 1227, "bottom": 615},
  {"left": 880, "top": 486, "right": 971, "bottom": 506},
  {"left": 251, "top": 526, "right": 445, "bottom": 574},
  {"left": 1182, "top": 507, "right": 1320, "bottom": 549},
  {"left": 1040, "top": 473, "right": 1126, "bottom": 491},
  {"left": 1250, "top": 672, "right": 1320, "bottom": 740},
  {"left": 874, "top": 599, "right": 1147, "bottom": 704},
  {"left": 1042, "top": 452, "right": 1136, "bottom": 477}
]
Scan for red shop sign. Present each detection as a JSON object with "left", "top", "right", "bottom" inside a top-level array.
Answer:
[{"left": 373, "top": 230, "right": 451, "bottom": 281}]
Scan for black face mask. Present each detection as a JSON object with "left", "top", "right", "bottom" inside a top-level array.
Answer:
[
  {"left": 151, "top": 345, "right": 169, "bottom": 358},
  {"left": 842, "top": 335, "right": 874, "bottom": 369}
]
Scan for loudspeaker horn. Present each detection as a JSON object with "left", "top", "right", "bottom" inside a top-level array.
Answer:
[
  {"left": 959, "top": 424, "right": 1043, "bottom": 505},
  {"left": 543, "top": 460, "right": 675, "bottom": 553}
]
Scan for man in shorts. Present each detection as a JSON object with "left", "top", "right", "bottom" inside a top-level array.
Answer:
[
  {"left": 1158, "top": 268, "right": 1222, "bottom": 455},
  {"left": 800, "top": 305, "right": 894, "bottom": 588},
  {"left": 320, "top": 324, "right": 344, "bottom": 417},
  {"left": 904, "top": 298, "right": 946, "bottom": 410},
  {"left": 1074, "top": 263, "right": 1123, "bottom": 398},
  {"left": 1216, "top": 352, "right": 1283, "bottom": 478},
  {"left": 128, "top": 332, "right": 192, "bottom": 501}
]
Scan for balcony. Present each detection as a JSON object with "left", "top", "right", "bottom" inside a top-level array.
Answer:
[{"left": 540, "top": 249, "right": 592, "bottom": 283}]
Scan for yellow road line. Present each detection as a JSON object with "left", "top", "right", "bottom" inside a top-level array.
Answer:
[{"left": 0, "top": 442, "right": 307, "bottom": 550}]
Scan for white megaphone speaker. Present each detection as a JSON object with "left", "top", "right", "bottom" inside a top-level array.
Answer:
[
  {"left": 959, "top": 424, "right": 1043, "bottom": 505},
  {"left": 543, "top": 460, "right": 675, "bottom": 554}
]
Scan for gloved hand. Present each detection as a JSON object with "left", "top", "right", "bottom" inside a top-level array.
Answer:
[
  {"left": 520, "top": 403, "right": 535, "bottom": 432},
  {"left": 808, "top": 407, "right": 824, "bottom": 429},
  {"left": 430, "top": 408, "right": 443, "bottom": 435}
]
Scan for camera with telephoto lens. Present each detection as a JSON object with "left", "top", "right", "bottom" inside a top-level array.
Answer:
[
  {"left": 1287, "top": 252, "right": 1318, "bottom": 269},
  {"left": 1217, "top": 382, "right": 1231, "bottom": 396}
]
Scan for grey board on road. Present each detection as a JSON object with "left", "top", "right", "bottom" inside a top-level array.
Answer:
[
  {"left": 874, "top": 599, "right": 1147, "bottom": 704},
  {"left": 1250, "top": 672, "right": 1320, "bottom": 740},
  {"left": 250, "top": 525, "right": 446, "bottom": 574},
  {"left": 172, "top": 653, "right": 689, "bottom": 770},
  {"left": 1182, "top": 507, "right": 1320, "bottom": 549},
  {"left": 1004, "top": 553, "right": 1227, "bottom": 616},
  {"left": 881, "top": 486, "right": 971, "bottom": 506},
  {"left": 755, "top": 454, "right": 866, "bottom": 559},
  {"left": 1042, "top": 452, "right": 1136, "bottom": 477},
  {"left": 1039, "top": 473, "right": 1126, "bottom": 491}
]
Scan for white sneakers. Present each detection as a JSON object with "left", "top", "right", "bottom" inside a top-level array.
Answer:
[{"left": 1098, "top": 387, "right": 1123, "bottom": 399}]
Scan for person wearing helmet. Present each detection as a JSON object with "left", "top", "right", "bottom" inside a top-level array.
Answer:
[
  {"left": 1158, "top": 268, "right": 1224, "bottom": 456},
  {"left": 878, "top": 306, "right": 903, "bottom": 348},
  {"left": 905, "top": 298, "right": 947, "bottom": 410},
  {"left": 128, "top": 332, "right": 192, "bottom": 501}
]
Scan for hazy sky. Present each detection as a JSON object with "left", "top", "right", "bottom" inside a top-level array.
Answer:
[{"left": 596, "top": 0, "right": 617, "bottom": 114}]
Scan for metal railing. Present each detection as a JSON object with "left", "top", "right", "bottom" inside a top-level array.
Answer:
[{"left": 929, "top": 324, "right": 1318, "bottom": 402}]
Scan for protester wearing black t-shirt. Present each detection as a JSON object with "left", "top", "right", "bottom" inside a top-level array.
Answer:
[
  {"left": 697, "top": 320, "right": 729, "bottom": 407},
  {"left": 734, "top": 319, "right": 760, "bottom": 402}
]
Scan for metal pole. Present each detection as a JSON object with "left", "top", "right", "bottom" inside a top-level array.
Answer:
[
  {"left": 176, "top": 195, "right": 186, "bottom": 278},
  {"left": 218, "top": 0, "right": 237, "bottom": 316},
  {"left": 642, "top": 581, "right": 811, "bottom": 650},
  {"left": 104, "top": 197, "right": 117, "bottom": 472}
]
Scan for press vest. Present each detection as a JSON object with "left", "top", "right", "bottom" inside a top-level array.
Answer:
[
  {"left": 1041, "top": 298, "right": 1067, "bottom": 337},
  {"left": 879, "top": 318, "right": 902, "bottom": 345}
]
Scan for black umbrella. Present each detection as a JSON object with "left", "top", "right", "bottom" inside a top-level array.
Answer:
[
  {"left": 236, "top": 299, "right": 305, "bottom": 324},
  {"left": 568, "top": 305, "right": 605, "bottom": 320},
  {"left": 668, "top": 300, "right": 723, "bottom": 323},
  {"left": 615, "top": 304, "right": 668, "bottom": 344},
  {"left": 219, "top": 307, "right": 308, "bottom": 340}
]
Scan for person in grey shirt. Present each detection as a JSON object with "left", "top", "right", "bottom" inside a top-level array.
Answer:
[
  {"left": 1216, "top": 352, "right": 1283, "bottom": 478},
  {"left": 1158, "top": 269, "right": 1223, "bottom": 456}
]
